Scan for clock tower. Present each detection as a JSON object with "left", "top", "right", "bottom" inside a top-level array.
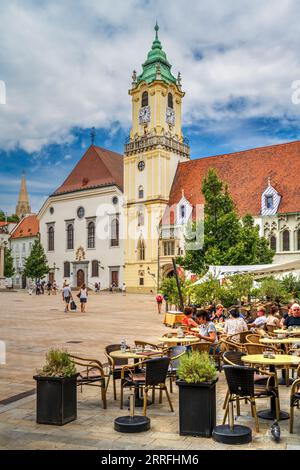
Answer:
[{"left": 124, "top": 23, "right": 190, "bottom": 292}]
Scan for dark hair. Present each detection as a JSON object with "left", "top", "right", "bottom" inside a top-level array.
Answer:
[
  {"left": 270, "top": 305, "right": 278, "bottom": 315},
  {"left": 229, "top": 308, "right": 239, "bottom": 318},
  {"left": 183, "top": 306, "right": 193, "bottom": 316},
  {"left": 196, "top": 310, "right": 210, "bottom": 322}
]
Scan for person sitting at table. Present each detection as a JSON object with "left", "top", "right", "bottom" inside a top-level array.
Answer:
[
  {"left": 181, "top": 306, "right": 198, "bottom": 328},
  {"left": 266, "top": 305, "right": 281, "bottom": 327},
  {"left": 283, "top": 303, "right": 300, "bottom": 329},
  {"left": 280, "top": 302, "right": 293, "bottom": 327},
  {"left": 223, "top": 307, "right": 248, "bottom": 342},
  {"left": 195, "top": 310, "right": 218, "bottom": 345},
  {"left": 210, "top": 304, "right": 226, "bottom": 323},
  {"left": 247, "top": 306, "right": 267, "bottom": 330}
]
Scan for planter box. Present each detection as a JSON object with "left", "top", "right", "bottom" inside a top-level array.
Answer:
[
  {"left": 33, "top": 374, "right": 78, "bottom": 425},
  {"left": 176, "top": 379, "right": 218, "bottom": 437}
]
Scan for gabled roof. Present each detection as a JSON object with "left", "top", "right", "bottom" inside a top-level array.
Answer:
[
  {"left": 164, "top": 140, "right": 300, "bottom": 224},
  {"left": 10, "top": 214, "right": 39, "bottom": 240},
  {"left": 53, "top": 145, "right": 123, "bottom": 196}
]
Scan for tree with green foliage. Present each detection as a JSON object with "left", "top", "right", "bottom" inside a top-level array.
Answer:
[
  {"left": 257, "top": 276, "right": 291, "bottom": 304},
  {"left": 281, "top": 274, "right": 300, "bottom": 299},
  {"left": 0, "top": 210, "right": 19, "bottom": 223},
  {"left": 178, "top": 169, "right": 274, "bottom": 273},
  {"left": 23, "top": 239, "right": 49, "bottom": 281},
  {"left": 4, "top": 248, "right": 15, "bottom": 278}
]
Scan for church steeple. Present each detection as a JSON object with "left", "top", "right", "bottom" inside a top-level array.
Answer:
[
  {"left": 137, "top": 23, "right": 177, "bottom": 85},
  {"left": 16, "top": 172, "right": 31, "bottom": 219}
]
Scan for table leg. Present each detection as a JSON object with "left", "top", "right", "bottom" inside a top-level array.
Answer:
[{"left": 257, "top": 365, "right": 289, "bottom": 421}]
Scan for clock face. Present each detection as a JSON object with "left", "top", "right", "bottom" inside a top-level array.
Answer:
[
  {"left": 166, "top": 107, "right": 175, "bottom": 126},
  {"left": 139, "top": 106, "right": 151, "bottom": 124},
  {"left": 138, "top": 161, "right": 145, "bottom": 172}
]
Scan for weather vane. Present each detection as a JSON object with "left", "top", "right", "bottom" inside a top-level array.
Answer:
[{"left": 90, "top": 127, "right": 96, "bottom": 145}]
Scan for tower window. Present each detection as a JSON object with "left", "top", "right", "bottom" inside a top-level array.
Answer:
[
  {"left": 142, "top": 91, "right": 148, "bottom": 107},
  {"left": 138, "top": 185, "right": 144, "bottom": 199},
  {"left": 138, "top": 212, "right": 144, "bottom": 227},
  {"left": 168, "top": 93, "right": 173, "bottom": 109},
  {"left": 110, "top": 218, "right": 119, "bottom": 247},
  {"left": 138, "top": 238, "right": 145, "bottom": 261},
  {"left": 270, "top": 235, "right": 277, "bottom": 252},
  {"left": 67, "top": 224, "right": 74, "bottom": 250},
  {"left": 48, "top": 226, "right": 54, "bottom": 251},
  {"left": 282, "top": 230, "right": 290, "bottom": 251},
  {"left": 265, "top": 195, "right": 274, "bottom": 209},
  {"left": 87, "top": 221, "right": 95, "bottom": 248}
]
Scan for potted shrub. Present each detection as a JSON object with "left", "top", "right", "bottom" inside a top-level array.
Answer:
[
  {"left": 176, "top": 351, "right": 218, "bottom": 437},
  {"left": 33, "top": 349, "right": 78, "bottom": 425}
]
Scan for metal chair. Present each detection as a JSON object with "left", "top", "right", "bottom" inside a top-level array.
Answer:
[
  {"left": 121, "top": 356, "right": 174, "bottom": 415},
  {"left": 69, "top": 354, "right": 107, "bottom": 409},
  {"left": 222, "top": 365, "right": 280, "bottom": 432},
  {"left": 290, "top": 365, "right": 300, "bottom": 433},
  {"left": 104, "top": 344, "right": 130, "bottom": 400}
]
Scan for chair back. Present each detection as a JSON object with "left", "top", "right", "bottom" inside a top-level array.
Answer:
[
  {"left": 105, "top": 344, "right": 129, "bottom": 366},
  {"left": 223, "top": 350, "right": 246, "bottom": 366},
  {"left": 244, "top": 343, "right": 266, "bottom": 355},
  {"left": 134, "top": 340, "right": 160, "bottom": 350},
  {"left": 168, "top": 346, "right": 186, "bottom": 370},
  {"left": 239, "top": 331, "right": 251, "bottom": 344},
  {"left": 191, "top": 342, "right": 211, "bottom": 353},
  {"left": 223, "top": 365, "right": 255, "bottom": 397},
  {"left": 144, "top": 357, "right": 171, "bottom": 386},
  {"left": 266, "top": 324, "right": 277, "bottom": 334},
  {"left": 245, "top": 334, "right": 261, "bottom": 344}
]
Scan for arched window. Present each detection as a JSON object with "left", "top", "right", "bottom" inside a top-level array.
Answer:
[
  {"left": 111, "top": 218, "right": 119, "bottom": 247},
  {"left": 297, "top": 230, "right": 300, "bottom": 251},
  {"left": 270, "top": 235, "right": 277, "bottom": 252},
  {"left": 282, "top": 230, "right": 290, "bottom": 251},
  {"left": 142, "top": 91, "right": 148, "bottom": 107},
  {"left": 48, "top": 226, "right": 54, "bottom": 251},
  {"left": 138, "top": 238, "right": 145, "bottom": 261},
  {"left": 87, "top": 221, "right": 95, "bottom": 249},
  {"left": 138, "top": 212, "right": 144, "bottom": 227},
  {"left": 64, "top": 261, "right": 70, "bottom": 278},
  {"left": 67, "top": 224, "right": 74, "bottom": 250},
  {"left": 138, "top": 185, "right": 144, "bottom": 199},
  {"left": 168, "top": 93, "right": 173, "bottom": 109},
  {"left": 92, "top": 260, "right": 99, "bottom": 277}
]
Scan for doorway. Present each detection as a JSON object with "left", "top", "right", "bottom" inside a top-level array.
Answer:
[
  {"left": 111, "top": 270, "right": 119, "bottom": 287},
  {"left": 77, "top": 269, "right": 85, "bottom": 287},
  {"left": 49, "top": 272, "right": 54, "bottom": 284}
]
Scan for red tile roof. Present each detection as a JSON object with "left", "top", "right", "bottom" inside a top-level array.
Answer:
[
  {"left": 10, "top": 214, "right": 39, "bottom": 239},
  {"left": 53, "top": 145, "right": 123, "bottom": 195},
  {"left": 0, "top": 221, "right": 8, "bottom": 227},
  {"left": 164, "top": 140, "right": 300, "bottom": 224}
]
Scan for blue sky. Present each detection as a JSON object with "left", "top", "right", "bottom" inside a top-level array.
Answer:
[{"left": 1, "top": 0, "right": 300, "bottom": 213}]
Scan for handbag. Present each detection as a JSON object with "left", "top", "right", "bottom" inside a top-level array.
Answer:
[
  {"left": 70, "top": 300, "right": 77, "bottom": 310},
  {"left": 76, "top": 292, "right": 81, "bottom": 298}
]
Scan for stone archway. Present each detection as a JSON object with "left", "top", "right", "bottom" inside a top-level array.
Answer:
[{"left": 162, "top": 264, "right": 175, "bottom": 279}]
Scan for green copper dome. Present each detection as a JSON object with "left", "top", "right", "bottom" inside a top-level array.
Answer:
[{"left": 137, "top": 23, "right": 177, "bottom": 85}]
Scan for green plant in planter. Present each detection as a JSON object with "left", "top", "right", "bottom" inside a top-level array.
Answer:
[
  {"left": 37, "top": 349, "right": 76, "bottom": 377},
  {"left": 177, "top": 351, "right": 217, "bottom": 384}
]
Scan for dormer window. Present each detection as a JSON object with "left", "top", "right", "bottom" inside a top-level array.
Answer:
[
  {"left": 265, "top": 195, "right": 274, "bottom": 209},
  {"left": 142, "top": 91, "right": 148, "bottom": 107},
  {"left": 180, "top": 205, "right": 185, "bottom": 219}
]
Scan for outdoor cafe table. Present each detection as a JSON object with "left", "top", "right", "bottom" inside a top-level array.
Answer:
[
  {"left": 242, "top": 354, "right": 300, "bottom": 420},
  {"left": 260, "top": 337, "right": 300, "bottom": 345},
  {"left": 109, "top": 349, "right": 163, "bottom": 407},
  {"left": 191, "top": 324, "right": 225, "bottom": 333},
  {"left": 157, "top": 336, "right": 199, "bottom": 345},
  {"left": 274, "top": 329, "right": 300, "bottom": 336}
]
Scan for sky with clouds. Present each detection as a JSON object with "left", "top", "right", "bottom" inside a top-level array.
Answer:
[{"left": 1, "top": 0, "right": 300, "bottom": 213}]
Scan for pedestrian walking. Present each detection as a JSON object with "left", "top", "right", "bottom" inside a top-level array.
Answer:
[
  {"left": 155, "top": 293, "right": 164, "bottom": 314},
  {"left": 77, "top": 283, "right": 88, "bottom": 313},
  {"left": 52, "top": 280, "right": 57, "bottom": 295},
  {"left": 47, "top": 281, "right": 52, "bottom": 295},
  {"left": 122, "top": 282, "right": 126, "bottom": 296},
  {"left": 62, "top": 281, "right": 72, "bottom": 313}
]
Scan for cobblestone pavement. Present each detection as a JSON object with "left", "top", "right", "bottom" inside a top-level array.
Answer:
[{"left": 0, "top": 291, "right": 300, "bottom": 450}]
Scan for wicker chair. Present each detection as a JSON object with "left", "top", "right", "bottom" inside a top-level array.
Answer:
[
  {"left": 245, "top": 334, "right": 261, "bottom": 344},
  {"left": 244, "top": 343, "right": 279, "bottom": 355},
  {"left": 222, "top": 365, "right": 280, "bottom": 432},
  {"left": 191, "top": 342, "right": 211, "bottom": 353},
  {"left": 104, "top": 344, "right": 130, "bottom": 401},
  {"left": 69, "top": 354, "right": 107, "bottom": 409},
  {"left": 266, "top": 324, "right": 278, "bottom": 335},
  {"left": 120, "top": 356, "right": 174, "bottom": 415},
  {"left": 166, "top": 345, "right": 187, "bottom": 392},
  {"left": 290, "top": 365, "right": 300, "bottom": 433},
  {"left": 219, "top": 337, "right": 245, "bottom": 352},
  {"left": 227, "top": 331, "right": 250, "bottom": 344}
]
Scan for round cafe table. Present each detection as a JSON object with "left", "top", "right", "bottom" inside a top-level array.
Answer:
[
  {"left": 158, "top": 335, "right": 198, "bottom": 345},
  {"left": 242, "top": 354, "right": 300, "bottom": 420},
  {"left": 274, "top": 329, "right": 300, "bottom": 336},
  {"left": 260, "top": 337, "right": 300, "bottom": 345}
]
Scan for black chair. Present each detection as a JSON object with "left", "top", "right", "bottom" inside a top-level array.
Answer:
[
  {"left": 166, "top": 345, "right": 186, "bottom": 392},
  {"left": 290, "top": 365, "right": 300, "bottom": 433},
  {"left": 222, "top": 365, "right": 280, "bottom": 432},
  {"left": 121, "top": 356, "right": 174, "bottom": 415},
  {"left": 104, "top": 344, "right": 130, "bottom": 400}
]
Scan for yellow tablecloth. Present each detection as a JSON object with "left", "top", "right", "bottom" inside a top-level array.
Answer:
[{"left": 163, "top": 312, "right": 184, "bottom": 327}]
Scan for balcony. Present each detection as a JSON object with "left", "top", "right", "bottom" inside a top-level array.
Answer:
[{"left": 124, "top": 135, "right": 190, "bottom": 158}]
